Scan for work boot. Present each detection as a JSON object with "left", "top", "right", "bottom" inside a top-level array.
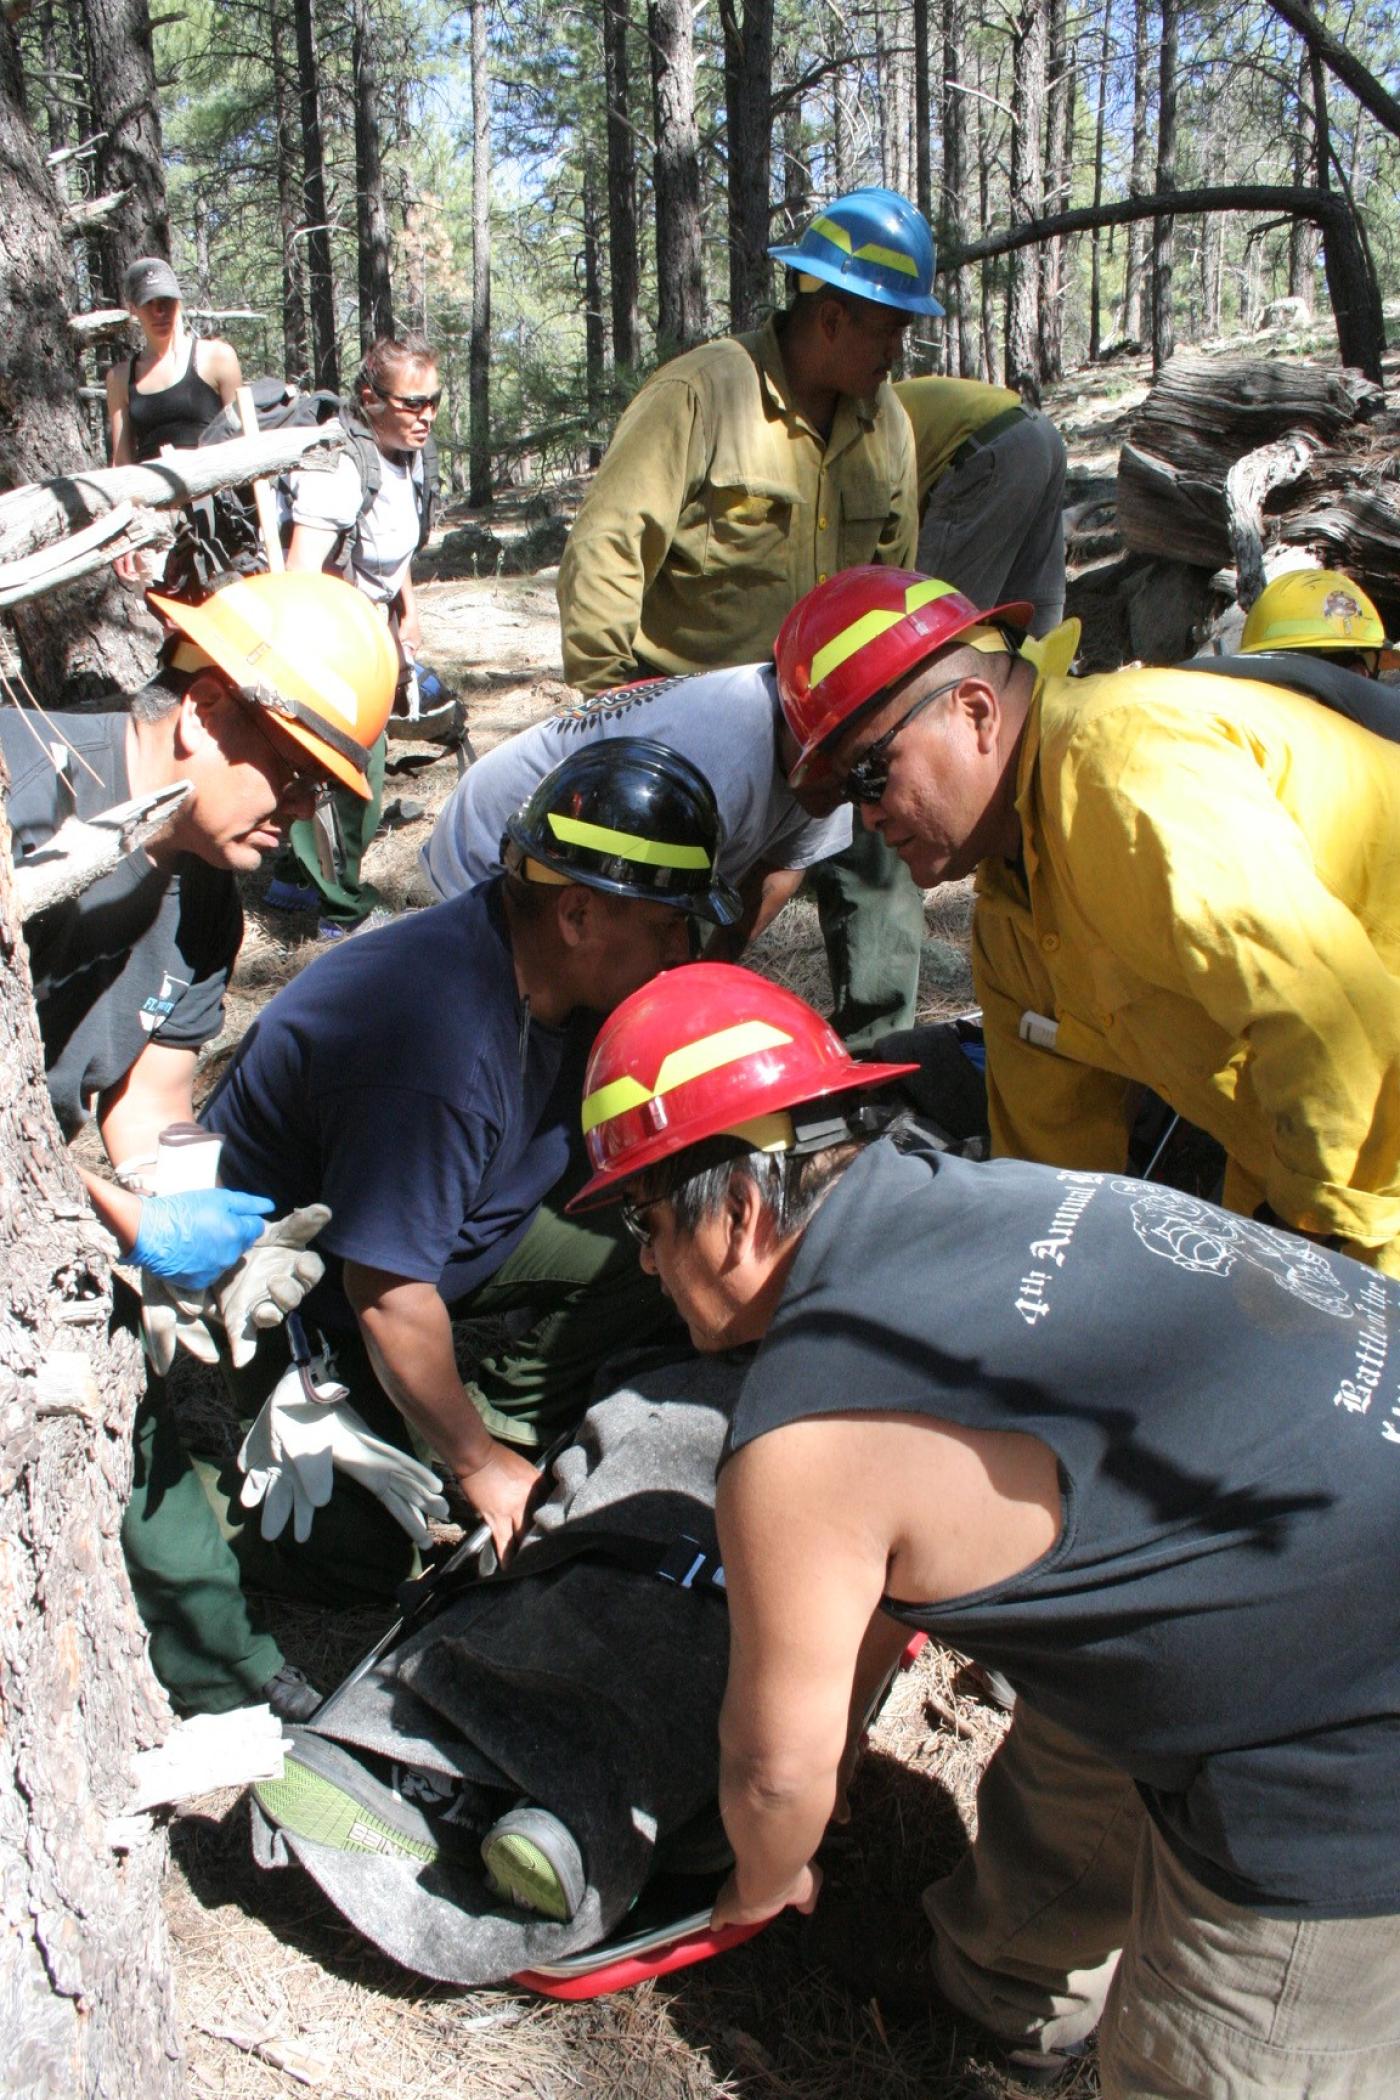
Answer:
[
  {"left": 481, "top": 1805, "right": 586, "bottom": 1922},
  {"left": 253, "top": 1727, "right": 486, "bottom": 1863}
]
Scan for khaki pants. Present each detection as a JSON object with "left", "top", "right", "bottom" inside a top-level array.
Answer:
[{"left": 925, "top": 1702, "right": 1400, "bottom": 2097}]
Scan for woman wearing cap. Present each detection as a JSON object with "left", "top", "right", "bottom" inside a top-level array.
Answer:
[{"left": 105, "top": 255, "right": 242, "bottom": 469}]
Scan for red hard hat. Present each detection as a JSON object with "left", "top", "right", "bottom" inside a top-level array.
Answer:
[
  {"left": 569, "top": 962, "right": 917, "bottom": 1209},
  {"left": 775, "top": 568, "right": 1034, "bottom": 783}
]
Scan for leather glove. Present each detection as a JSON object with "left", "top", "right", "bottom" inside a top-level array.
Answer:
[
  {"left": 131, "top": 1188, "right": 273, "bottom": 1290},
  {"left": 139, "top": 1272, "right": 220, "bottom": 1378},
  {"left": 238, "top": 1367, "right": 449, "bottom": 1546},
  {"left": 213, "top": 1204, "right": 330, "bottom": 1368}
]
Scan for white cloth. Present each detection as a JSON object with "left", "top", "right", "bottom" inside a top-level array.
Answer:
[
  {"left": 420, "top": 662, "right": 851, "bottom": 901},
  {"left": 288, "top": 448, "right": 420, "bottom": 605}
]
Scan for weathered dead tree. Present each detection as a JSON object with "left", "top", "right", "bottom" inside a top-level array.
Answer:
[
  {"left": 1115, "top": 353, "right": 1400, "bottom": 626},
  {"left": 0, "top": 775, "right": 183, "bottom": 2096},
  {"left": 0, "top": 421, "right": 345, "bottom": 573}
]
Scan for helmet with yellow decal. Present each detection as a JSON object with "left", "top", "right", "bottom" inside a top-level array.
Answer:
[
  {"left": 768, "top": 188, "right": 945, "bottom": 318},
  {"left": 569, "top": 961, "right": 917, "bottom": 1208},
  {"left": 776, "top": 567, "right": 1033, "bottom": 784},
  {"left": 502, "top": 738, "right": 741, "bottom": 926}
]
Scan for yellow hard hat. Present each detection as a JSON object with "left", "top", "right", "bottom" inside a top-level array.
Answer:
[
  {"left": 149, "top": 571, "right": 398, "bottom": 798},
  {"left": 1240, "top": 570, "right": 1397, "bottom": 669}
]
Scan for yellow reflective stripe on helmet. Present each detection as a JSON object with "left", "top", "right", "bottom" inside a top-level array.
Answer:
[
  {"left": 582, "top": 1020, "right": 795, "bottom": 1135},
  {"left": 547, "top": 812, "right": 711, "bottom": 871},
  {"left": 809, "top": 217, "right": 919, "bottom": 278},
  {"left": 809, "top": 579, "right": 958, "bottom": 690}
]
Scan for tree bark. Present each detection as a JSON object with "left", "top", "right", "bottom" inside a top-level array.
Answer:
[
  {"left": 1288, "top": 55, "right": 1317, "bottom": 313},
  {"left": 601, "top": 0, "right": 640, "bottom": 377},
  {"left": 352, "top": 0, "right": 394, "bottom": 347},
  {"left": 0, "top": 45, "right": 182, "bottom": 2082},
  {"left": 1005, "top": 0, "right": 1046, "bottom": 382},
  {"left": 78, "top": 0, "right": 169, "bottom": 300},
  {"left": 270, "top": 0, "right": 310, "bottom": 382},
  {"left": 912, "top": 0, "right": 931, "bottom": 228},
  {"left": 939, "top": 0, "right": 977, "bottom": 376},
  {"left": 0, "top": 19, "right": 155, "bottom": 702},
  {"left": 649, "top": 0, "right": 704, "bottom": 356},
  {"left": 944, "top": 183, "right": 1385, "bottom": 384},
  {"left": 1038, "top": 0, "right": 1070, "bottom": 380},
  {"left": 720, "top": 0, "right": 774, "bottom": 331},
  {"left": 1151, "top": 0, "right": 1178, "bottom": 371},
  {"left": 1119, "top": 0, "right": 1151, "bottom": 341},
  {"left": 1088, "top": 0, "right": 1112, "bottom": 360},
  {"left": 293, "top": 0, "right": 339, "bottom": 393},
  {"left": 469, "top": 0, "right": 491, "bottom": 507},
  {"left": 582, "top": 166, "right": 605, "bottom": 469}
]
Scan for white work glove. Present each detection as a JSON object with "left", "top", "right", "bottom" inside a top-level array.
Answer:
[
  {"left": 13, "top": 782, "right": 191, "bottom": 919},
  {"left": 238, "top": 1364, "right": 449, "bottom": 1546},
  {"left": 139, "top": 1272, "right": 220, "bottom": 1378},
  {"left": 213, "top": 1203, "right": 330, "bottom": 1368}
]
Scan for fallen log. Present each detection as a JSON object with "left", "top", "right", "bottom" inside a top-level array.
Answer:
[
  {"left": 1116, "top": 355, "right": 1397, "bottom": 611},
  {"left": 0, "top": 422, "right": 346, "bottom": 568}
]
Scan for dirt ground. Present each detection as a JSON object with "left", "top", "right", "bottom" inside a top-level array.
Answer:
[{"left": 158, "top": 358, "right": 1175, "bottom": 2100}]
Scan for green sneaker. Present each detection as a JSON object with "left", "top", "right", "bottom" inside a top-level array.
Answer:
[
  {"left": 481, "top": 1806, "right": 586, "bottom": 1922},
  {"left": 254, "top": 1729, "right": 440, "bottom": 1862}
]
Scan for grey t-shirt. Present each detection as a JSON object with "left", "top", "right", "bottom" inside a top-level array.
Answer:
[
  {"left": 420, "top": 663, "right": 851, "bottom": 900},
  {"left": 1, "top": 710, "right": 240, "bottom": 1137},
  {"left": 288, "top": 444, "right": 423, "bottom": 604}
]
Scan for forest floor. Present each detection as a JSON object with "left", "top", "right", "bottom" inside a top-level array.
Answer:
[{"left": 159, "top": 323, "right": 1350, "bottom": 2100}]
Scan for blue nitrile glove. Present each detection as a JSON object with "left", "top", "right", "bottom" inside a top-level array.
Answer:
[{"left": 130, "top": 1189, "right": 275, "bottom": 1290}]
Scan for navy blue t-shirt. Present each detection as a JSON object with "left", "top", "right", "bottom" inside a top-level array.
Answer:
[
  {"left": 206, "top": 882, "right": 593, "bottom": 1323},
  {"left": 1, "top": 709, "right": 239, "bottom": 1137},
  {"left": 730, "top": 1135, "right": 1400, "bottom": 1918}
]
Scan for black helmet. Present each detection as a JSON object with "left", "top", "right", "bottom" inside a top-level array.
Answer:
[{"left": 502, "top": 737, "right": 741, "bottom": 927}]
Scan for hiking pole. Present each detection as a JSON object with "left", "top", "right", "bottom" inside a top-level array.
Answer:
[
  {"left": 235, "top": 384, "right": 285, "bottom": 573},
  {"left": 310, "top": 1428, "right": 573, "bottom": 1728}
]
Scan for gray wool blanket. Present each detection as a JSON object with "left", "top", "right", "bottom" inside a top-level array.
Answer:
[{"left": 249, "top": 1350, "right": 742, "bottom": 1983}]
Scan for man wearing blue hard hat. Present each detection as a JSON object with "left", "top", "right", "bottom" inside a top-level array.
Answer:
[{"left": 557, "top": 187, "right": 937, "bottom": 1047}]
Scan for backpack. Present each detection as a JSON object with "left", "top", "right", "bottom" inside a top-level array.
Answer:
[{"left": 163, "top": 381, "right": 436, "bottom": 596}]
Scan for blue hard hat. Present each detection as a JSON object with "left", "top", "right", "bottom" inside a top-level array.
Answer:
[{"left": 769, "top": 187, "right": 944, "bottom": 318}]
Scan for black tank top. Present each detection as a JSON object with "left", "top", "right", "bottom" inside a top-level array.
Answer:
[
  {"left": 728, "top": 1136, "right": 1400, "bottom": 1918},
  {"left": 125, "top": 337, "right": 224, "bottom": 459}
]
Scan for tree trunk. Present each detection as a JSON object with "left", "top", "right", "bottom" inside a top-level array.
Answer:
[
  {"left": 0, "top": 21, "right": 155, "bottom": 701},
  {"left": 1005, "top": 0, "right": 1046, "bottom": 382},
  {"left": 468, "top": 0, "right": 491, "bottom": 507},
  {"left": 720, "top": 0, "right": 774, "bottom": 331},
  {"left": 293, "top": 0, "right": 339, "bottom": 393},
  {"left": 582, "top": 167, "right": 605, "bottom": 469},
  {"left": 1088, "top": 0, "right": 1111, "bottom": 359},
  {"left": 1038, "top": 0, "right": 1069, "bottom": 380},
  {"left": 649, "top": 0, "right": 704, "bottom": 357},
  {"left": 78, "top": 0, "right": 169, "bottom": 300},
  {"left": 912, "top": 0, "right": 931, "bottom": 227},
  {"left": 0, "top": 40, "right": 181, "bottom": 2090},
  {"left": 778, "top": 48, "right": 809, "bottom": 239},
  {"left": 1288, "top": 56, "right": 1317, "bottom": 313},
  {"left": 940, "top": 0, "right": 977, "bottom": 376},
  {"left": 352, "top": 0, "right": 394, "bottom": 347},
  {"left": 601, "top": 0, "right": 640, "bottom": 377},
  {"left": 1151, "top": 0, "right": 1179, "bottom": 371},
  {"left": 976, "top": 44, "right": 995, "bottom": 382},
  {"left": 270, "top": 0, "right": 310, "bottom": 382},
  {"left": 1265, "top": 0, "right": 1400, "bottom": 145},
  {"left": 1120, "top": 0, "right": 1151, "bottom": 341}
]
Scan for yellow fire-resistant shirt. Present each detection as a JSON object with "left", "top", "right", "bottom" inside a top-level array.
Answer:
[
  {"left": 557, "top": 317, "right": 918, "bottom": 695},
  {"left": 893, "top": 376, "right": 1020, "bottom": 502},
  {"left": 973, "top": 665, "right": 1400, "bottom": 1272}
]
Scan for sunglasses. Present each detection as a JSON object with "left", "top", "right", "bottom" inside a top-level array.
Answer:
[
  {"left": 840, "top": 675, "right": 963, "bottom": 805},
  {"left": 620, "top": 1195, "right": 665, "bottom": 1247},
  {"left": 369, "top": 378, "right": 442, "bottom": 414}
]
